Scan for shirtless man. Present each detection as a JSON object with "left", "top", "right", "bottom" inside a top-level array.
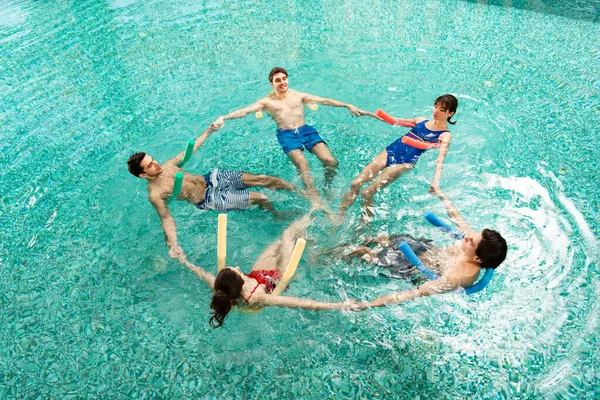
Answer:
[
  {"left": 126, "top": 125, "right": 294, "bottom": 259},
  {"left": 350, "top": 187, "right": 507, "bottom": 307},
  {"left": 211, "top": 67, "right": 368, "bottom": 192}
]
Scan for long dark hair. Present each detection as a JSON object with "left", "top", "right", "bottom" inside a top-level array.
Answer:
[
  {"left": 209, "top": 268, "right": 244, "bottom": 328},
  {"left": 435, "top": 94, "right": 458, "bottom": 125}
]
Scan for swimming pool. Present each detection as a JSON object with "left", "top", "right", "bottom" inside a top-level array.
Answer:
[{"left": 1, "top": 0, "right": 599, "bottom": 397}]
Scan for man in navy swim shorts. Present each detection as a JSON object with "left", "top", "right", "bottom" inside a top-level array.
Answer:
[
  {"left": 127, "top": 125, "right": 294, "bottom": 260},
  {"left": 211, "top": 67, "right": 370, "bottom": 194}
]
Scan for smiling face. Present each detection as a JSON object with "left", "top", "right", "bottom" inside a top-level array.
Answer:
[
  {"left": 139, "top": 154, "right": 162, "bottom": 178},
  {"left": 270, "top": 72, "right": 289, "bottom": 94}
]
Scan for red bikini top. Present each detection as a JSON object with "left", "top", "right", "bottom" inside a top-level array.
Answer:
[{"left": 245, "top": 270, "right": 282, "bottom": 299}]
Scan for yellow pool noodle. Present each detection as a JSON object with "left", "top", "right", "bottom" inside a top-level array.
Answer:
[
  {"left": 255, "top": 111, "right": 263, "bottom": 118},
  {"left": 217, "top": 214, "right": 227, "bottom": 271},
  {"left": 307, "top": 103, "right": 318, "bottom": 111},
  {"left": 271, "top": 238, "right": 306, "bottom": 296}
]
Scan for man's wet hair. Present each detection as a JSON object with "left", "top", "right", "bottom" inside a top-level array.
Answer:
[
  {"left": 127, "top": 152, "right": 146, "bottom": 177},
  {"left": 269, "top": 67, "right": 288, "bottom": 82},
  {"left": 476, "top": 229, "right": 507, "bottom": 269}
]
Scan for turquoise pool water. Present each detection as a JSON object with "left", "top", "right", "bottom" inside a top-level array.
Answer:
[{"left": 1, "top": 0, "right": 599, "bottom": 398}]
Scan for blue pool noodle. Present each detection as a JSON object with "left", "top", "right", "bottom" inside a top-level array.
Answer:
[
  {"left": 402, "top": 212, "right": 495, "bottom": 295},
  {"left": 424, "top": 212, "right": 464, "bottom": 240},
  {"left": 463, "top": 268, "right": 494, "bottom": 295},
  {"left": 398, "top": 242, "right": 438, "bottom": 281}
]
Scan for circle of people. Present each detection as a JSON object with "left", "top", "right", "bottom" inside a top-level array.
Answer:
[{"left": 127, "top": 67, "right": 508, "bottom": 329}]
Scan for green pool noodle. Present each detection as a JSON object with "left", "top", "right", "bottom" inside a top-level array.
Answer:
[
  {"left": 180, "top": 139, "right": 195, "bottom": 165},
  {"left": 172, "top": 171, "right": 184, "bottom": 199}
]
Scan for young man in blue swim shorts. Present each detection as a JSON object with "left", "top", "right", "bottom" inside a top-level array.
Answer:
[
  {"left": 211, "top": 67, "right": 369, "bottom": 194},
  {"left": 127, "top": 125, "right": 294, "bottom": 259}
]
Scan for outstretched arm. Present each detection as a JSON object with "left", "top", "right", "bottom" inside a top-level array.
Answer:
[
  {"left": 429, "top": 131, "right": 452, "bottom": 191},
  {"left": 167, "top": 125, "right": 215, "bottom": 165},
  {"left": 178, "top": 257, "right": 216, "bottom": 289},
  {"left": 212, "top": 100, "right": 265, "bottom": 129},
  {"left": 372, "top": 109, "right": 427, "bottom": 125},
  {"left": 368, "top": 277, "right": 458, "bottom": 307},
  {"left": 255, "top": 293, "right": 363, "bottom": 311},
  {"left": 150, "top": 195, "right": 183, "bottom": 258},
  {"left": 429, "top": 187, "right": 475, "bottom": 235},
  {"left": 300, "top": 92, "right": 364, "bottom": 117},
  {"left": 150, "top": 198, "right": 216, "bottom": 288},
  {"left": 361, "top": 111, "right": 380, "bottom": 119}
]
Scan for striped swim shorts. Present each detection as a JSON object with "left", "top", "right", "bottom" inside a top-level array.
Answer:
[{"left": 197, "top": 169, "right": 250, "bottom": 212}]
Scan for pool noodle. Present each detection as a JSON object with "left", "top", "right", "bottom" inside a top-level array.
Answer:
[
  {"left": 424, "top": 212, "right": 494, "bottom": 294},
  {"left": 171, "top": 139, "right": 194, "bottom": 199},
  {"left": 464, "top": 269, "right": 494, "bottom": 295},
  {"left": 217, "top": 214, "right": 227, "bottom": 271},
  {"left": 375, "top": 109, "right": 416, "bottom": 128},
  {"left": 398, "top": 241, "right": 438, "bottom": 281},
  {"left": 401, "top": 136, "right": 439, "bottom": 150},
  {"left": 172, "top": 171, "right": 184, "bottom": 199},
  {"left": 424, "top": 212, "right": 464, "bottom": 240},
  {"left": 179, "top": 139, "right": 195, "bottom": 166},
  {"left": 271, "top": 238, "right": 306, "bottom": 296}
]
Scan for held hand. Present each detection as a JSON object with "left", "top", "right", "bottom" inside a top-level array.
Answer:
[
  {"left": 211, "top": 116, "right": 225, "bottom": 130},
  {"left": 348, "top": 105, "right": 361, "bottom": 117},
  {"left": 428, "top": 183, "right": 444, "bottom": 198},
  {"left": 342, "top": 299, "right": 369, "bottom": 312},
  {"left": 168, "top": 244, "right": 185, "bottom": 260}
]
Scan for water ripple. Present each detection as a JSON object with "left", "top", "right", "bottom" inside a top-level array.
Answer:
[{"left": 1, "top": 0, "right": 599, "bottom": 397}]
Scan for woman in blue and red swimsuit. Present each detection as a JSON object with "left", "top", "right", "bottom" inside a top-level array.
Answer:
[
  {"left": 199, "top": 210, "right": 358, "bottom": 328},
  {"left": 338, "top": 94, "right": 458, "bottom": 221}
]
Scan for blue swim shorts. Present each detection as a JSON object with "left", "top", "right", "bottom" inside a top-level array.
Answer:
[
  {"left": 197, "top": 169, "right": 250, "bottom": 212},
  {"left": 276, "top": 124, "right": 325, "bottom": 154}
]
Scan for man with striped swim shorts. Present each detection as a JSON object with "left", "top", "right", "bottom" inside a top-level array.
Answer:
[
  {"left": 197, "top": 169, "right": 256, "bottom": 212},
  {"left": 127, "top": 125, "right": 295, "bottom": 259}
]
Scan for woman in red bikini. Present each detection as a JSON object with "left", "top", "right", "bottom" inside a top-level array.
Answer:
[{"left": 184, "top": 210, "right": 359, "bottom": 328}]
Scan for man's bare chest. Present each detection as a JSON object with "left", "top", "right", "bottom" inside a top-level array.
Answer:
[{"left": 266, "top": 98, "right": 303, "bottom": 114}]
